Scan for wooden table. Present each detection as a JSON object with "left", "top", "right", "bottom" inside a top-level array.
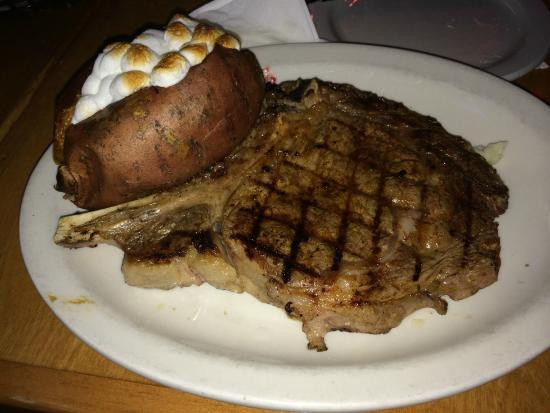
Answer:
[{"left": 1, "top": 1, "right": 549, "bottom": 412}]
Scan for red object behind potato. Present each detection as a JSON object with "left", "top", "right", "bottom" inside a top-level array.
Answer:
[{"left": 54, "top": 46, "right": 265, "bottom": 210}]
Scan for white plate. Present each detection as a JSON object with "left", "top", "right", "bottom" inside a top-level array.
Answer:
[
  {"left": 309, "top": 0, "right": 550, "bottom": 80},
  {"left": 20, "top": 44, "right": 550, "bottom": 412}
]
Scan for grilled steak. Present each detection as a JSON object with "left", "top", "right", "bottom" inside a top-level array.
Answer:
[{"left": 55, "top": 79, "right": 509, "bottom": 351}]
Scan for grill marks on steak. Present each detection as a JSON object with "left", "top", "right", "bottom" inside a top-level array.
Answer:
[
  {"left": 220, "top": 88, "right": 505, "bottom": 348},
  {"left": 54, "top": 79, "right": 508, "bottom": 351}
]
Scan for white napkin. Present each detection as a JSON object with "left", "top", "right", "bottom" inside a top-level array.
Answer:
[{"left": 190, "top": 0, "right": 319, "bottom": 48}]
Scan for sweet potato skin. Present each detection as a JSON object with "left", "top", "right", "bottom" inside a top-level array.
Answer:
[
  {"left": 55, "top": 46, "right": 265, "bottom": 210},
  {"left": 53, "top": 60, "right": 93, "bottom": 165}
]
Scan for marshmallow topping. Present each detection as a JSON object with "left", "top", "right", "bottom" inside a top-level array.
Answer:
[{"left": 72, "top": 14, "right": 240, "bottom": 124}]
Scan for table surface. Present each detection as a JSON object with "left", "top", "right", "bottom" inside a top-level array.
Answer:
[{"left": 1, "top": 1, "right": 549, "bottom": 412}]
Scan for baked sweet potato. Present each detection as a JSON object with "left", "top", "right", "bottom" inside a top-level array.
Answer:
[{"left": 54, "top": 46, "right": 264, "bottom": 210}]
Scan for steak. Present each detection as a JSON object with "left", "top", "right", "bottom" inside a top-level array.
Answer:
[{"left": 54, "top": 79, "right": 509, "bottom": 351}]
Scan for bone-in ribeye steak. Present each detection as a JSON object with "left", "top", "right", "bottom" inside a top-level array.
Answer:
[{"left": 55, "top": 79, "right": 509, "bottom": 351}]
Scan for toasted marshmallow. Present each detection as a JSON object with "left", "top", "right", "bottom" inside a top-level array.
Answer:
[
  {"left": 103, "top": 42, "right": 129, "bottom": 53},
  {"left": 190, "top": 24, "right": 224, "bottom": 52},
  {"left": 81, "top": 74, "right": 101, "bottom": 95},
  {"left": 151, "top": 53, "right": 190, "bottom": 87},
  {"left": 110, "top": 71, "right": 150, "bottom": 99},
  {"left": 133, "top": 29, "right": 167, "bottom": 54},
  {"left": 165, "top": 22, "right": 192, "bottom": 50},
  {"left": 216, "top": 34, "right": 240, "bottom": 50},
  {"left": 169, "top": 14, "right": 199, "bottom": 30},
  {"left": 72, "top": 13, "right": 238, "bottom": 124},
  {"left": 121, "top": 44, "right": 159, "bottom": 72},
  {"left": 97, "top": 43, "right": 131, "bottom": 77},
  {"left": 94, "top": 74, "right": 116, "bottom": 110},
  {"left": 72, "top": 95, "right": 99, "bottom": 123},
  {"left": 179, "top": 44, "right": 208, "bottom": 66}
]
